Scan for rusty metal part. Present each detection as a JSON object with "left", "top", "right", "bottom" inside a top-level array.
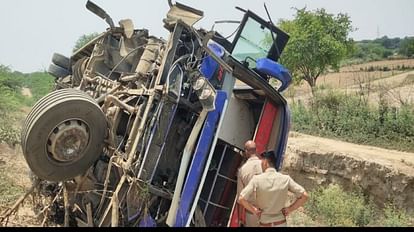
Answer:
[{"left": 47, "top": 119, "right": 90, "bottom": 163}]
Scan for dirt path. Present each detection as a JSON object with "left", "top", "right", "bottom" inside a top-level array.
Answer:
[
  {"left": 283, "top": 132, "right": 414, "bottom": 214},
  {"left": 21, "top": 88, "right": 32, "bottom": 98},
  {"left": 286, "top": 132, "right": 414, "bottom": 175}
]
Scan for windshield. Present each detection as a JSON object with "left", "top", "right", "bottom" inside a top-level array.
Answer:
[{"left": 231, "top": 17, "right": 276, "bottom": 68}]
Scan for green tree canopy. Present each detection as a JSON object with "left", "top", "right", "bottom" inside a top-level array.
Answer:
[
  {"left": 399, "top": 37, "right": 414, "bottom": 57},
  {"left": 278, "top": 8, "right": 354, "bottom": 91},
  {"left": 73, "top": 32, "right": 100, "bottom": 52}
]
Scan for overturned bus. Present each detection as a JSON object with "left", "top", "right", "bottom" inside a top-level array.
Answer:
[{"left": 20, "top": 0, "right": 292, "bottom": 227}]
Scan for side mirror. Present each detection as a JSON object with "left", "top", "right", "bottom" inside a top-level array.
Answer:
[
  {"left": 256, "top": 58, "right": 292, "bottom": 92},
  {"left": 86, "top": 0, "right": 115, "bottom": 28}
]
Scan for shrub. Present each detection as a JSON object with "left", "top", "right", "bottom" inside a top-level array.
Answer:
[
  {"left": 0, "top": 123, "right": 20, "bottom": 146},
  {"left": 381, "top": 203, "right": 411, "bottom": 227},
  {"left": 22, "top": 72, "right": 54, "bottom": 103},
  {"left": 290, "top": 88, "right": 414, "bottom": 152},
  {"left": 0, "top": 67, "right": 54, "bottom": 145},
  {"left": 305, "top": 184, "right": 374, "bottom": 227}
]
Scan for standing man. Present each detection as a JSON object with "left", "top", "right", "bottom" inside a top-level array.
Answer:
[
  {"left": 236, "top": 140, "right": 262, "bottom": 227},
  {"left": 238, "top": 151, "right": 308, "bottom": 227}
]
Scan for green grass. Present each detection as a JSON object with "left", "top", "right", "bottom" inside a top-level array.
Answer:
[
  {"left": 381, "top": 203, "right": 412, "bottom": 227},
  {"left": 301, "top": 184, "right": 413, "bottom": 227},
  {"left": 290, "top": 88, "right": 414, "bottom": 152},
  {"left": 0, "top": 66, "right": 54, "bottom": 145},
  {"left": 305, "top": 184, "right": 374, "bottom": 226},
  {"left": 0, "top": 168, "right": 24, "bottom": 206}
]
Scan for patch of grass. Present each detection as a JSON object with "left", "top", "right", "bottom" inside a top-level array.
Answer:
[
  {"left": 0, "top": 122, "right": 20, "bottom": 146},
  {"left": 22, "top": 71, "right": 54, "bottom": 104},
  {"left": 299, "top": 184, "right": 414, "bottom": 227},
  {"left": 381, "top": 203, "right": 412, "bottom": 227},
  {"left": 291, "top": 88, "right": 414, "bottom": 152},
  {"left": 402, "top": 74, "right": 414, "bottom": 85},
  {"left": 305, "top": 184, "right": 374, "bottom": 227},
  {"left": 0, "top": 168, "right": 24, "bottom": 206},
  {"left": 288, "top": 209, "right": 320, "bottom": 227}
]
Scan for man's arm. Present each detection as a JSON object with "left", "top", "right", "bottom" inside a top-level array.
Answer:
[
  {"left": 282, "top": 176, "right": 309, "bottom": 217},
  {"left": 236, "top": 170, "right": 245, "bottom": 225},
  {"left": 282, "top": 191, "right": 309, "bottom": 217},
  {"left": 237, "top": 177, "right": 261, "bottom": 217},
  {"left": 238, "top": 196, "right": 261, "bottom": 217}
]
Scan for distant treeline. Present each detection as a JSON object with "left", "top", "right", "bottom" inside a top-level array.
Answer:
[
  {"left": 0, "top": 65, "right": 54, "bottom": 145},
  {"left": 344, "top": 36, "right": 414, "bottom": 65}
]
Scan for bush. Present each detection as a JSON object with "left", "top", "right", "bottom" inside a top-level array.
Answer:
[
  {"left": 0, "top": 67, "right": 54, "bottom": 146},
  {"left": 302, "top": 184, "right": 413, "bottom": 227},
  {"left": 381, "top": 203, "right": 412, "bottom": 227},
  {"left": 22, "top": 72, "right": 54, "bottom": 103},
  {"left": 291, "top": 89, "right": 414, "bottom": 152},
  {"left": 305, "top": 184, "right": 374, "bottom": 226},
  {"left": 0, "top": 122, "right": 20, "bottom": 146}
]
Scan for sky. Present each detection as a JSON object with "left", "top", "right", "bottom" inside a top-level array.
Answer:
[{"left": 0, "top": 0, "right": 413, "bottom": 73}]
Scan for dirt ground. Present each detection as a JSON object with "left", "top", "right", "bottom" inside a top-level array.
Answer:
[
  {"left": 285, "top": 132, "right": 414, "bottom": 176},
  {"left": 283, "top": 132, "right": 414, "bottom": 216},
  {"left": 0, "top": 144, "right": 39, "bottom": 227},
  {"left": 286, "top": 70, "right": 414, "bottom": 107},
  {"left": 1, "top": 129, "right": 414, "bottom": 226}
]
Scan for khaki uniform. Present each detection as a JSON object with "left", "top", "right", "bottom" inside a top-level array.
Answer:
[
  {"left": 240, "top": 168, "right": 305, "bottom": 227},
  {"left": 236, "top": 156, "right": 262, "bottom": 227}
]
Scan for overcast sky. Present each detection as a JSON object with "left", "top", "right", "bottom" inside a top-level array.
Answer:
[{"left": 0, "top": 0, "right": 413, "bottom": 73}]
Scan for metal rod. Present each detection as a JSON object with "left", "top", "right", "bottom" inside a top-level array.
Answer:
[
  {"left": 111, "top": 195, "right": 119, "bottom": 227},
  {"left": 86, "top": 203, "right": 94, "bottom": 227},
  {"left": 205, "top": 201, "right": 230, "bottom": 210},
  {"left": 216, "top": 173, "right": 237, "bottom": 183},
  {"left": 98, "top": 175, "right": 126, "bottom": 227},
  {"left": 149, "top": 104, "right": 178, "bottom": 182},
  {"left": 137, "top": 102, "right": 164, "bottom": 178},
  {"left": 203, "top": 144, "right": 227, "bottom": 215},
  {"left": 63, "top": 183, "right": 69, "bottom": 227}
]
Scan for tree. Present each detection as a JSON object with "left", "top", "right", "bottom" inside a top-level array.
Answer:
[
  {"left": 399, "top": 37, "right": 414, "bottom": 57},
  {"left": 73, "top": 32, "right": 100, "bottom": 52},
  {"left": 278, "top": 8, "right": 354, "bottom": 92}
]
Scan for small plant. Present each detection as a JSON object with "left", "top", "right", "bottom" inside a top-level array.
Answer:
[
  {"left": 382, "top": 66, "right": 390, "bottom": 72},
  {"left": 0, "top": 168, "right": 25, "bottom": 205},
  {"left": 381, "top": 203, "right": 411, "bottom": 227},
  {"left": 305, "top": 184, "right": 374, "bottom": 227},
  {"left": 290, "top": 86, "right": 414, "bottom": 152},
  {"left": 367, "top": 66, "right": 375, "bottom": 72}
]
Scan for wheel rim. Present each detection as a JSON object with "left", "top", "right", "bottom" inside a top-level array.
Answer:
[{"left": 46, "top": 119, "right": 90, "bottom": 163}]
